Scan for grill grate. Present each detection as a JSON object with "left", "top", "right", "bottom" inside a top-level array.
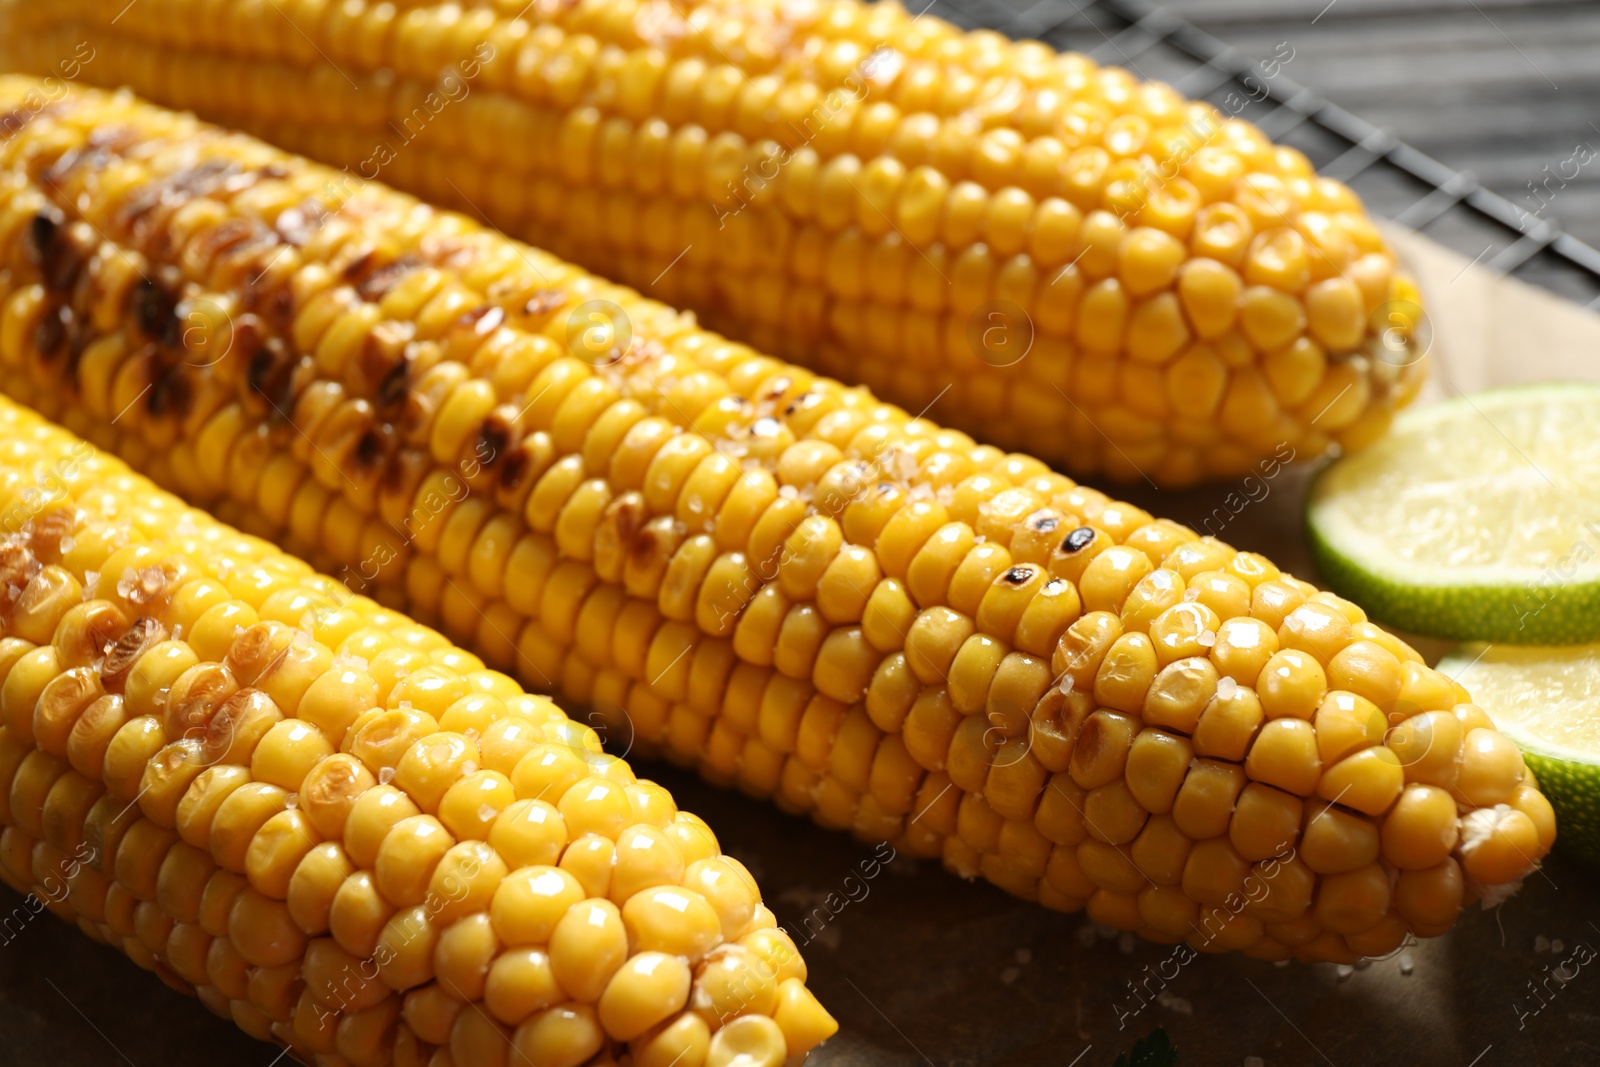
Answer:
[{"left": 918, "top": 0, "right": 1600, "bottom": 309}]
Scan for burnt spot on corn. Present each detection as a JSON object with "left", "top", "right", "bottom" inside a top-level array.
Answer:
[
  {"left": 40, "top": 221, "right": 96, "bottom": 296},
  {"left": 784, "top": 391, "right": 821, "bottom": 418},
  {"left": 1072, "top": 708, "right": 1110, "bottom": 763},
  {"left": 1003, "top": 565, "right": 1038, "bottom": 587},
  {"left": 230, "top": 314, "right": 266, "bottom": 365},
  {"left": 629, "top": 524, "right": 666, "bottom": 570},
  {"left": 340, "top": 248, "right": 378, "bottom": 282},
  {"left": 760, "top": 376, "right": 794, "bottom": 404},
  {"left": 224, "top": 621, "right": 293, "bottom": 686},
  {"left": 378, "top": 448, "right": 430, "bottom": 500},
  {"left": 191, "top": 217, "right": 261, "bottom": 269},
  {"left": 50, "top": 128, "right": 136, "bottom": 186},
  {"left": 27, "top": 507, "right": 77, "bottom": 562},
  {"left": 34, "top": 303, "right": 68, "bottom": 360},
  {"left": 38, "top": 122, "right": 132, "bottom": 185},
  {"left": 246, "top": 340, "right": 301, "bottom": 415},
  {"left": 60, "top": 306, "right": 93, "bottom": 375},
  {"left": 352, "top": 424, "right": 395, "bottom": 476},
  {"left": 273, "top": 200, "right": 325, "bottom": 247},
  {"left": 1028, "top": 513, "right": 1061, "bottom": 535},
  {"left": 87, "top": 125, "right": 134, "bottom": 151},
  {"left": 34, "top": 665, "right": 102, "bottom": 726},
  {"left": 200, "top": 688, "right": 276, "bottom": 766},
  {"left": 398, "top": 381, "right": 443, "bottom": 443},
  {"left": 0, "top": 543, "right": 39, "bottom": 604},
  {"left": 55, "top": 600, "right": 131, "bottom": 671},
  {"left": 101, "top": 616, "right": 171, "bottom": 693},
  {"left": 349, "top": 253, "right": 421, "bottom": 302},
  {"left": 40, "top": 239, "right": 83, "bottom": 304},
  {"left": 115, "top": 181, "right": 164, "bottom": 229},
  {"left": 375, "top": 356, "right": 411, "bottom": 413},
  {"left": 354, "top": 320, "right": 413, "bottom": 396},
  {"left": 127, "top": 560, "right": 183, "bottom": 612},
  {"left": 26, "top": 208, "right": 63, "bottom": 265},
  {"left": 166, "top": 160, "right": 238, "bottom": 200},
  {"left": 147, "top": 361, "right": 192, "bottom": 420},
  {"left": 131, "top": 276, "right": 181, "bottom": 346},
  {"left": 496, "top": 439, "right": 537, "bottom": 497},
  {"left": 521, "top": 288, "right": 566, "bottom": 318},
  {"left": 474, "top": 408, "right": 520, "bottom": 469},
  {"left": 41, "top": 145, "right": 96, "bottom": 187},
  {"left": 263, "top": 284, "right": 297, "bottom": 331},
  {"left": 116, "top": 160, "right": 238, "bottom": 233},
  {"left": 302, "top": 752, "right": 363, "bottom": 813},
  {"left": 602, "top": 494, "right": 649, "bottom": 552},
  {"left": 0, "top": 108, "right": 33, "bottom": 138},
  {"left": 1062, "top": 526, "right": 1097, "bottom": 553},
  {"left": 241, "top": 272, "right": 295, "bottom": 333},
  {"left": 457, "top": 304, "right": 505, "bottom": 338}
]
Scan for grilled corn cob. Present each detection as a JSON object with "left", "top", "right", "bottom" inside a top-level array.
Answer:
[
  {"left": 0, "top": 394, "right": 835, "bottom": 1067},
  {"left": 0, "top": 0, "right": 1426, "bottom": 487},
  {"left": 0, "top": 81, "right": 1547, "bottom": 965}
]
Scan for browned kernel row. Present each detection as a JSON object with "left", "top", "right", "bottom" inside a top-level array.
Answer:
[
  {"left": 0, "top": 398, "right": 834, "bottom": 1067},
  {"left": 0, "top": 81, "right": 1548, "bottom": 966},
  {"left": 0, "top": 0, "right": 1426, "bottom": 486}
]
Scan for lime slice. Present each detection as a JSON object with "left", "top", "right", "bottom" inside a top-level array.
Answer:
[
  {"left": 1441, "top": 643, "right": 1600, "bottom": 865},
  {"left": 1307, "top": 383, "right": 1600, "bottom": 642}
]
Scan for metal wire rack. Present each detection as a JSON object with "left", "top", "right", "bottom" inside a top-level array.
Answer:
[{"left": 924, "top": 0, "right": 1600, "bottom": 310}]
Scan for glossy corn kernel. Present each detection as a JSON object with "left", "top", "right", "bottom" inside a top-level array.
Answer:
[
  {"left": 0, "top": 1, "right": 1426, "bottom": 487},
  {"left": 0, "top": 398, "right": 832, "bottom": 1064},
  {"left": 0, "top": 81, "right": 1540, "bottom": 966}
]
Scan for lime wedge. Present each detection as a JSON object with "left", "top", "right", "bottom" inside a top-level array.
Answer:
[
  {"left": 1307, "top": 383, "right": 1600, "bottom": 642},
  {"left": 1441, "top": 643, "right": 1599, "bottom": 865}
]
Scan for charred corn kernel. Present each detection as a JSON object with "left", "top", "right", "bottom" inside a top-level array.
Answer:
[
  {"left": 5, "top": 9, "right": 1422, "bottom": 489},
  {"left": 0, "top": 82, "right": 1525, "bottom": 967},
  {"left": 0, "top": 398, "right": 827, "bottom": 1064}
]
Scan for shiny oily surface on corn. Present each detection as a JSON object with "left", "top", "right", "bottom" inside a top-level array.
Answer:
[
  {"left": 0, "top": 400, "right": 834, "bottom": 1067},
  {"left": 0, "top": 81, "right": 1547, "bottom": 964},
  {"left": 0, "top": 0, "right": 1426, "bottom": 487}
]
